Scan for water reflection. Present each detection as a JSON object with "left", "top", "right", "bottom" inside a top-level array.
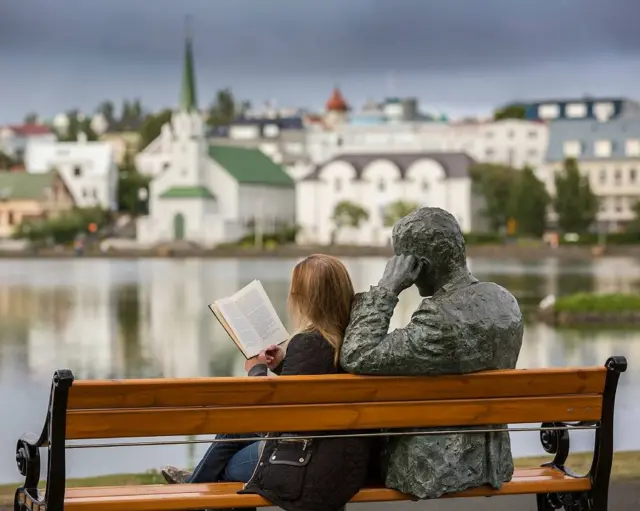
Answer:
[{"left": 0, "top": 257, "right": 639, "bottom": 483}]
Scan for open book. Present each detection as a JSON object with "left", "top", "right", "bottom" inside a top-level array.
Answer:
[{"left": 209, "top": 280, "right": 289, "bottom": 359}]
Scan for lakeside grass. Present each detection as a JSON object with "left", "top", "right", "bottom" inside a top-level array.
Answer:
[
  {"left": 555, "top": 293, "right": 640, "bottom": 313},
  {"left": 2, "top": 451, "right": 640, "bottom": 505}
]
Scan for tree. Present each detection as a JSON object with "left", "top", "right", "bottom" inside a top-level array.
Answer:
[
  {"left": 23, "top": 112, "right": 38, "bottom": 124},
  {"left": 117, "top": 152, "right": 151, "bottom": 216},
  {"left": 96, "top": 101, "right": 115, "bottom": 123},
  {"left": 208, "top": 88, "right": 237, "bottom": 127},
  {"left": 553, "top": 158, "right": 598, "bottom": 233},
  {"left": 0, "top": 151, "right": 15, "bottom": 169},
  {"left": 138, "top": 109, "right": 173, "bottom": 150},
  {"left": 331, "top": 201, "right": 369, "bottom": 244},
  {"left": 508, "top": 166, "right": 550, "bottom": 237},
  {"left": 494, "top": 104, "right": 526, "bottom": 121},
  {"left": 469, "top": 163, "right": 518, "bottom": 231},
  {"left": 383, "top": 200, "right": 420, "bottom": 227},
  {"left": 57, "top": 110, "right": 98, "bottom": 142}
]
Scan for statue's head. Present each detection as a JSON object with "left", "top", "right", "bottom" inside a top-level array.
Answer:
[{"left": 391, "top": 207, "right": 467, "bottom": 297}]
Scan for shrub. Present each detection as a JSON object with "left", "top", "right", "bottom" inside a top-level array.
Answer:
[{"left": 554, "top": 293, "right": 640, "bottom": 313}]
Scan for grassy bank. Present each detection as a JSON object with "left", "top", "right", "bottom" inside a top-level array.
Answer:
[
  {"left": 2, "top": 451, "right": 640, "bottom": 506},
  {"left": 555, "top": 293, "right": 640, "bottom": 313}
]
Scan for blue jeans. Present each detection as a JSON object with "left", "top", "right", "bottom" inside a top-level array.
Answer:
[{"left": 188, "top": 433, "right": 261, "bottom": 484}]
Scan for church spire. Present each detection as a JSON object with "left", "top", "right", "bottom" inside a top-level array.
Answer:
[{"left": 180, "top": 16, "right": 197, "bottom": 112}]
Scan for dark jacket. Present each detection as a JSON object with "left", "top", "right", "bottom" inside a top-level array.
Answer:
[{"left": 240, "top": 330, "right": 372, "bottom": 511}]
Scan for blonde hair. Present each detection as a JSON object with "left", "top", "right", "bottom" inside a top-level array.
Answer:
[{"left": 287, "top": 254, "right": 354, "bottom": 365}]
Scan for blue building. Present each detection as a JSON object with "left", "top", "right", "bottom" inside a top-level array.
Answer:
[
  {"left": 544, "top": 117, "right": 640, "bottom": 231},
  {"left": 508, "top": 97, "right": 640, "bottom": 122}
]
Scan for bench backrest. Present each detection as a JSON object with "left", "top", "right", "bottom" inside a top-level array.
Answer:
[{"left": 61, "top": 367, "right": 608, "bottom": 440}]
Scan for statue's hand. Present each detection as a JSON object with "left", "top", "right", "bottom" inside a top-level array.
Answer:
[{"left": 378, "top": 255, "right": 423, "bottom": 295}]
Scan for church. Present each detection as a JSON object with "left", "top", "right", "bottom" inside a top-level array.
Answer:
[{"left": 135, "top": 33, "right": 295, "bottom": 248}]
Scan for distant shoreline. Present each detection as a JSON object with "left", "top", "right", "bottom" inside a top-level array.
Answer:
[{"left": 2, "top": 243, "right": 640, "bottom": 260}]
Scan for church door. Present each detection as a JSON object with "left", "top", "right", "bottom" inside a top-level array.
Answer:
[{"left": 173, "top": 213, "right": 185, "bottom": 240}]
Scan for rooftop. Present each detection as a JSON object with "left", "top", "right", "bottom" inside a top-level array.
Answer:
[
  {"left": 0, "top": 171, "right": 56, "bottom": 200},
  {"left": 208, "top": 145, "right": 294, "bottom": 187}
]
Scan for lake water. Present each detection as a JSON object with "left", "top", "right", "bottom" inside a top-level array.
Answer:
[{"left": 1, "top": 256, "right": 639, "bottom": 484}]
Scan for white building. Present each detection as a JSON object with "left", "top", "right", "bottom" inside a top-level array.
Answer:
[
  {"left": 0, "top": 124, "right": 56, "bottom": 163},
  {"left": 24, "top": 133, "right": 118, "bottom": 210},
  {"left": 135, "top": 32, "right": 295, "bottom": 248},
  {"left": 296, "top": 152, "right": 486, "bottom": 245},
  {"left": 306, "top": 92, "right": 548, "bottom": 171},
  {"left": 542, "top": 117, "right": 640, "bottom": 232}
]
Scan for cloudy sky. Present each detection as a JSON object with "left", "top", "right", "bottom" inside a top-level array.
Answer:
[{"left": 2, "top": 0, "right": 639, "bottom": 123}]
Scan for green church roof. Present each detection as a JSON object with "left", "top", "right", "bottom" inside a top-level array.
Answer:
[
  {"left": 179, "top": 31, "right": 197, "bottom": 112},
  {"left": 208, "top": 146, "right": 295, "bottom": 188},
  {"left": 159, "top": 186, "right": 214, "bottom": 199}
]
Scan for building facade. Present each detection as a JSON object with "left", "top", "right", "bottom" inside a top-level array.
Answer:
[
  {"left": 513, "top": 97, "right": 640, "bottom": 122},
  {"left": 24, "top": 134, "right": 118, "bottom": 210},
  {"left": 0, "top": 171, "right": 75, "bottom": 238},
  {"left": 307, "top": 117, "right": 548, "bottom": 171},
  {"left": 544, "top": 118, "right": 640, "bottom": 231},
  {"left": 0, "top": 124, "right": 56, "bottom": 163},
  {"left": 296, "top": 152, "right": 486, "bottom": 246},
  {"left": 135, "top": 32, "right": 295, "bottom": 248}
]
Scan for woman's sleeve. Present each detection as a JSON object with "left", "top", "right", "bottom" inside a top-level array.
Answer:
[{"left": 278, "top": 333, "right": 334, "bottom": 376}]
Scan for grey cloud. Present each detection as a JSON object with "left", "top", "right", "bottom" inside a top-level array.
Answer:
[{"left": 1, "top": 0, "right": 640, "bottom": 74}]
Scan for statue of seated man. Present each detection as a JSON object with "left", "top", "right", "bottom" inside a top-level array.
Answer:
[{"left": 340, "top": 207, "right": 524, "bottom": 499}]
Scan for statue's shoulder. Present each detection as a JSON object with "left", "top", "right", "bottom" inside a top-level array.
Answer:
[{"left": 472, "top": 281, "right": 522, "bottom": 316}]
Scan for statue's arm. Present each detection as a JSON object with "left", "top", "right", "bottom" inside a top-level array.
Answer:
[{"left": 341, "top": 287, "right": 493, "bottom": 375}]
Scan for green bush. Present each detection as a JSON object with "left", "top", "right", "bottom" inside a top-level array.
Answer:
[
  {"left": 13, "top": 207, "right": 110, "bottom": 246},
  {"left": 238, "top": 224, "right": 301, "bottom": 247},
  {"left": 555, "top": 293, "right": 640, "bottom": 313}
]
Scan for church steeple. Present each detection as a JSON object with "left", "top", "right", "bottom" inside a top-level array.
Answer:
[{"left": 180, "top": 17, "right": 197, "bottom": 112}]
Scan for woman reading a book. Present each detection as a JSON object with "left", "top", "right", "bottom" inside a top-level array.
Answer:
[{"left": 162, "top": 254, "right": 371, "bottom": 511}]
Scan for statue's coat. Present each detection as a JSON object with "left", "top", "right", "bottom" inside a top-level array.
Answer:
[{"left": 340, "top": 207, "right": 524, "bottom": 499}]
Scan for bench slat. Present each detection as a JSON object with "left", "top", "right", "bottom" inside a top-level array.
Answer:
[
  {"left": 62, "top": 468, "right": 592, "bottom": 511},
  {"left": 66, "top": 368, "right": 606, "bottom": 410},
  {"left": 65, "top": 395, "right": 602, "bottom": 439}
]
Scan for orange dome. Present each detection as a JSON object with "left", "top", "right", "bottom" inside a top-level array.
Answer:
[{"left": 326, "top": 87, "right": 348, "bottom": 112}]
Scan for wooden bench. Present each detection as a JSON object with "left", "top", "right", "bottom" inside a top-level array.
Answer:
[{"left": 14, "top": 356, "right": 626, "bottom": 511}]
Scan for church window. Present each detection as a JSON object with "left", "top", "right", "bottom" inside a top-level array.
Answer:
[
  {"left": 335, "top": 178, "right": 342, "bottom": 192},
  {"left": 378, "top": 179, "right": 386, "bottom": 192},
  {"left": 74, "top": 166, "right": 82, "bottom": 177},
  {"left": 421, "top": 179, "right": 429, "bottom": 192}
]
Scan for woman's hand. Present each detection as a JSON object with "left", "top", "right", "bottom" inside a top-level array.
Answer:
[
  {"left": 264, "top": 344, "right": 285, "bottom": 370},
  {"left": 244, "top": 344, "right": 285, "bottom": 372}
]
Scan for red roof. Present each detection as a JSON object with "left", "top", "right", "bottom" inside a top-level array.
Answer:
[
  {"left": 326, "top": 87, "right": 349, "bottom": 112},
  {"left": 6, "top": 124, "right": 53, "bottom": 136}
]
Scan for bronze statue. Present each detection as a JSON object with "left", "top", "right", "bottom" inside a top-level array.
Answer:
[{"left": 340, "top": 207, "right": 523, "bottom": 499}]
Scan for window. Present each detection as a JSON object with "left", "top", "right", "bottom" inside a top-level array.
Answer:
[
  {"left": 599, "top": 169, "right": 607, "bottom": 184},
  {"left": 334, "top": 178, "right": 342, "bottom": 192},
  {"left": 8, "top": 211, "right": 14, "bottom": 225},
  {"left": 563, "top": 140, "right": 582, "bottom": 158},
  {"left": 630, "top": 168, "right": 637, "bottom": 183},
  {"left": 615, "top": 169, "right": 622, "bottom": 186},
  {"left": 528, "top": 131, "right": 538, "bottom": 139},
  {"left": 507, "top": 130, "right": 515, "bottom": 139},
  {"left": 421, "top": 179, "right": 429, "bottom": 192},
  {"left": 485, "top": 148, "right": 495, "bottom": 158},
  {"left": 615, "top": 197, "right": 623, "bottom": 213},
  {"left": 527, "top": 149, "right": 538, "bottom": 157},
  {"left": 485, "top": 131, "right": 494, "bottom": 139},
  {"left": 626, "top": 139, "right": 640, "bottom": 157},
  {"left": 594, "top": 102, "right": 614, "bottom": 122},
  {"left": 82, "top": 188, "right": 88, "bottom": 198},
  {"left": 93, "top": 189, "right": 98, "bottom": 199},
  {"left": 73, "top": 166, "right": 82, "bottom": 177},
  {"left": 594, "top": 140, "right": 612, "bottom": 158},
  {"left": 378, "top": 179, "right": 386, "bottom": 192},
  {"left": 566, "top": 103, "right": 587, "bottom": 118},
  {"left": 538, "top": 103, "right": 560, "bottom": 119}
]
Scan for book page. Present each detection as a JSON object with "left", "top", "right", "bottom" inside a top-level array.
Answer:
[
  {"left": 233, "top": 280, "right": 289, "bottom": 350},
  {"left": 211, "top": 280, "right": 288, "bottom": 358},
  {"left": 215, "top": 298, "right": 264, "bottom": 358}
]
